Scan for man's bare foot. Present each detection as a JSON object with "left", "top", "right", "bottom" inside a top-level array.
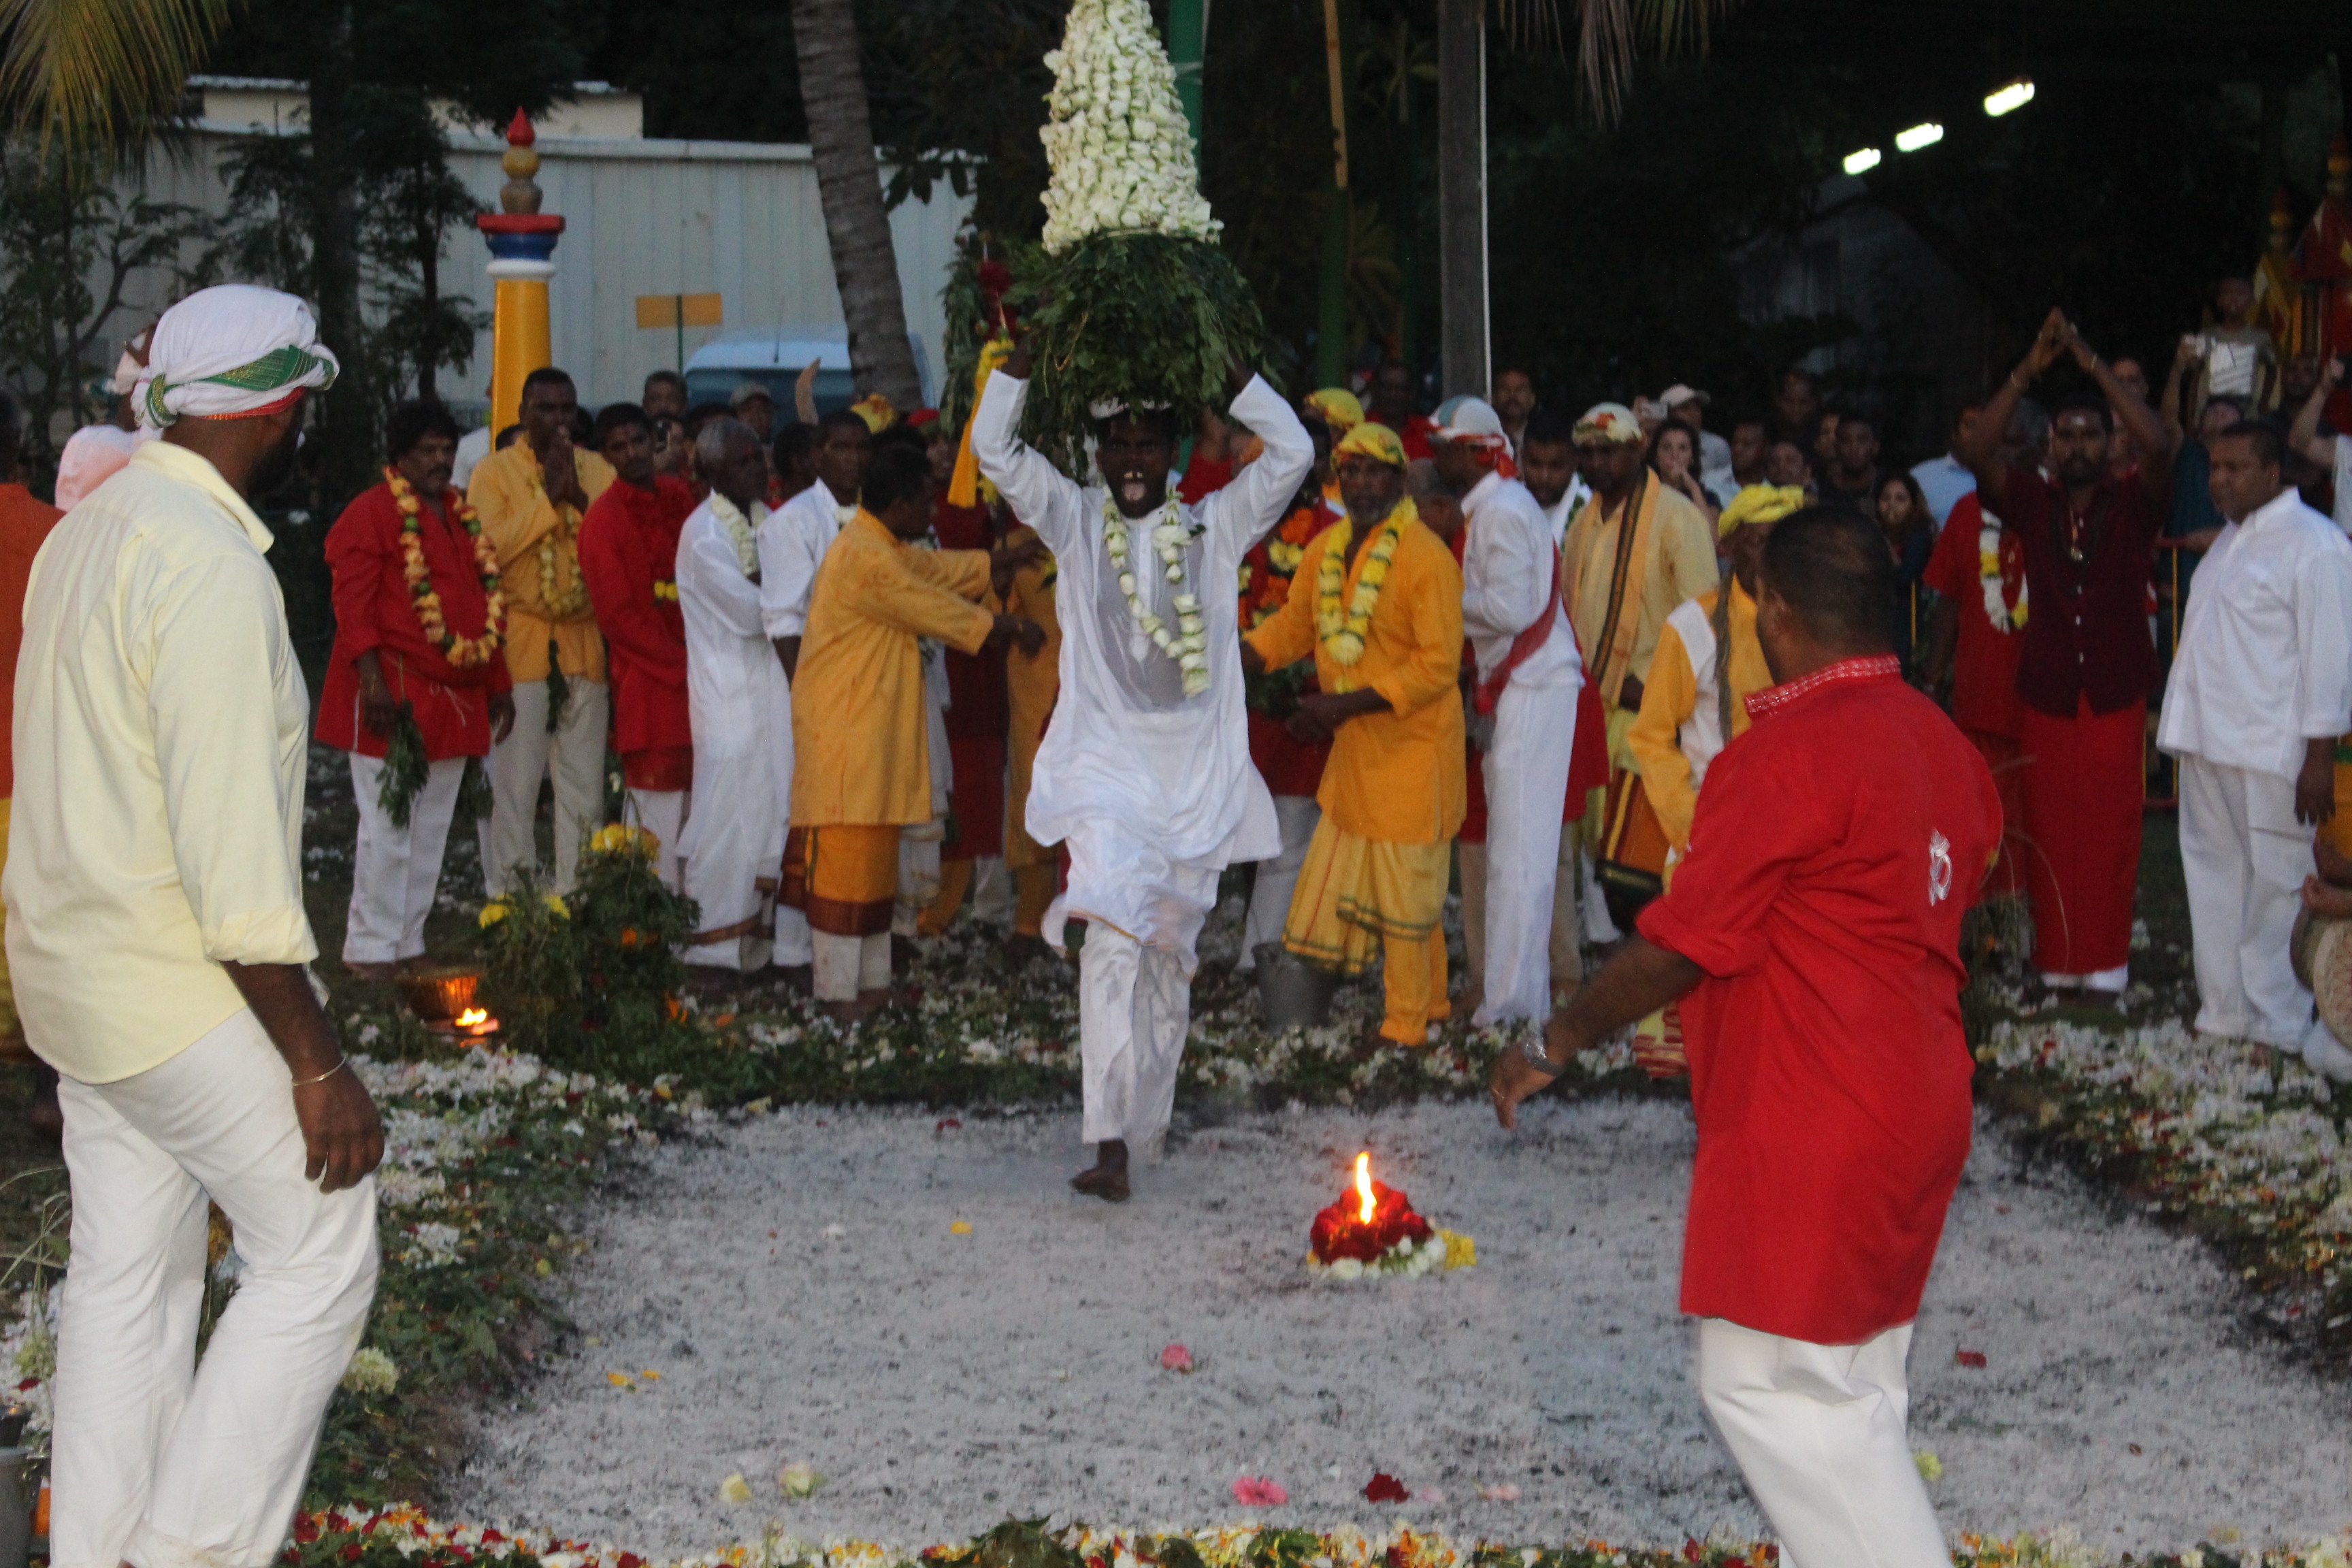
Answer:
[
  {"left": 822, "top": 990, "right": 887, "bottom": 1026},
  {"left": 1003, "top": 932, "right": 1052, "bottom": 968},
  {"left": 2305, "top": 874, "right": 2352, "bottom": 920},
  {"left": 346, "top": 960, "right": 399, "bottom": 982},
  {"left": 892, "top": 934, "right": 923, "bottom": 974},
  {"left": 770, "top": 963, "right": 813, "bottom": 996},
  {"left": 1071, "top": 1138, "right": 1130, "bottom": 1202}
]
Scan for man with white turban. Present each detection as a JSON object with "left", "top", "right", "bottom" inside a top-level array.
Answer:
[
  {"left": 974, "top": 344, "right": 1311, "bottom": 1203},
  {"left": 7, "top": 284, "right": 383, "bottom": 1568}
]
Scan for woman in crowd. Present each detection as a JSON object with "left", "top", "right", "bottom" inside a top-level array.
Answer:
[
  {"left": 1649, "top": 422, "right": 1720, "bottom": 532},
  {"left": 1875, "top": 470, "right": 1936, "bottom": 678}
]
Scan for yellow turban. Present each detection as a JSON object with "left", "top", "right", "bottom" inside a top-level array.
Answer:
[
  {"left": 849, "top": 391, "right": 897, "bottom": 433},
  {"left": 1717, "top": 483, "right": 1807, "bottom": 540},
  {"left": 1333, "top": 420, "right": 1407, "bottom": 470},
  {"left": 1305, "top": 387, "right": 1365, "bottom": 433}
]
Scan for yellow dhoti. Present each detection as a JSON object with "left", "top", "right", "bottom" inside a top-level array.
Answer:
[
  {"left": 784, "top": 823, "right": 902, "bottom": 938},
  {"left": 1284, "top": 821, "right": 1453, "bottom": 1045}
]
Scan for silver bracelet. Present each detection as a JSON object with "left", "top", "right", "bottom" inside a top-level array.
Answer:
[
  {"left": 1518, "top": 1032, "right": 1566, "bottom": 1078},
  {"left": 291, "top": 1057, "right": 349, "bottom": 1089}
]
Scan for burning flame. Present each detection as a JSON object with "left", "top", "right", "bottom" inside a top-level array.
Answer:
[
  {"left": 1355, "top": 1151, "right": 1375, "bottom": 1225},
  {"left": 455, "top": 1008, "right": 489, "bottom": 1030}
]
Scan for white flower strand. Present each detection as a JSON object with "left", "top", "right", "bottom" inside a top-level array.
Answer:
[
  {"left": 1102, "top": 486, "right": 1210, "bottom": 696},
  {"left": 1039, "top": 0, "right": 1220, "bottom": 255}
]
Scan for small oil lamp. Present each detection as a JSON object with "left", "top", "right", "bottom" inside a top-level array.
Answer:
[
  {"left": 1310, "top": 1149, "right": 1434, "bottom": 1267},
  {"left": 449, "top": 1006, "right": 499, "bottom": 1041}
]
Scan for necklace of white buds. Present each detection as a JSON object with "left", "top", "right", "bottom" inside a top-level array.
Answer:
[{"left": 1102, "top": 483, "right": 1210, "bottom": 696}]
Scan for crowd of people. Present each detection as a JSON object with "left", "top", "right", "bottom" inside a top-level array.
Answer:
[{"left": 7, "top": 270, "right": 2352, "bottom": 1568}]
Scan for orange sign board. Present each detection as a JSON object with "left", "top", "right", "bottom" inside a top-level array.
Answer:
[{"left": 634, "top": 293, "right": 723, "bottom": 329}]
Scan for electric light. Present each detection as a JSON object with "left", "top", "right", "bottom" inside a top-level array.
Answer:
[
  {"left": 1842, "top": 146, "right": 1882, "bottom": 176},
  {"left": 1984, "top": 78, "right": 2036, "bottom": 117},
  {"left": 1895, "top": 122, "right": 1944, "bottom": 152}
]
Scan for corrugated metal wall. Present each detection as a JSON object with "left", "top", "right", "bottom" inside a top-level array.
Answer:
[{"left": 129, "top": 129, "right": 971, "bottom": 412}]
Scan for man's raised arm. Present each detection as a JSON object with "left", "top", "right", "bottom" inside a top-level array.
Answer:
[
  {"left": 971, "top": 346, "right": 1083, "bottom": 555},
  {"left": 1206, "top": 362, "right": 1313, "bottom": 554}
]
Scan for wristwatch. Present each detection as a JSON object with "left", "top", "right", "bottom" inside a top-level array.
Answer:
[{"left": 1518, "top": 1032, "right": 1566, "bottom": 1077}]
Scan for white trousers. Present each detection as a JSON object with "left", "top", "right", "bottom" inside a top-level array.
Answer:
[
  {"left": 1696, "top": 1318, "right": 1947, "bottom": 1568},
  {"left": 344, "top": 753, "right": 464, "bottom": 966},
  {"left": 681, "top": 753, "right": 783, "bottom": 973},
  {"left": 1476, "top": 678, "right": 1578, "bottom": 1024},
  {"left": 1462, "top": 828, "right": 1586, "bottom": 1007},
  {"left": 1079, "top": 925, "right": 1190, "bottom": 1154},
  {"left": 1237, "top": 795, "right": 1322, "bottom": 973},
  {"left": 812, "top": 931, "right": 892, "bottom": 1001},
  {"left": 480, "top": 676, "right": 608, "bottom": 896},
  {"left": 51, "top": 1010, "right": 379, "bottom": 1568},
  {"left": 2178, "top": 754, "right": 2315, "bottom": 1046},
  {"left": 623, "top": 787, "right": 689, "bottom": 895}
]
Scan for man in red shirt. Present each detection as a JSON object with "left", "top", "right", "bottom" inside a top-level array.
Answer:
[
  {"left": 1919, "top": 399, "right": 2049, "bottom": 899},
  {"left": 919, "top": 476, "right": 1013, "bottom": 934},
  {"left": 1493, "top": 508, "right": 2001, "bottom": 1568},
  {"left": 579, "top": 402, "right": 698, "bottom": 892},
  {"left": 0, "top": 391, "right": 64, "bottom": 1133},
  {"left": 320, "top": 402, "right": 515, "bottom": 978},
  {"left": 1961, "top": 309, "right": 2174, "bottom": 1001}
]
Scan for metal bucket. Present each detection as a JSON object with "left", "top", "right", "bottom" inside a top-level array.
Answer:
[
  {"left": 0, "top": 1446, "right": 31, "bottom": 1568},
  {"left": 1254, "top": 943, "right": 1341, "bottom": 1030}
]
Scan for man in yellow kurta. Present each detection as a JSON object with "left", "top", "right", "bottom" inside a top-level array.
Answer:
[
  {"left": 1001, "top": 517, "right": 1062, "bottom": 960},
  {"left": 1242, "top": 422, "right": 1466, "bottom": 1047},
  {"left": 468, "top": 366, "right": 615, "bottom": 894},
  {"left": 785, "top": 444, "right": 1039, "bottom": 1017}
]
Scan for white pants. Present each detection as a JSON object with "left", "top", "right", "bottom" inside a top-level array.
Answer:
[
  {"left": 2178, "top": 754, "right": 2315, "bottom": 1046},
  {"left": 623, "top": 787, "right": 689, "bottom": 895},
  {"left": 681, "top": 753, "right": 783, "bottom": 973},
  {"left": 1462, "top": 832, "right": 1586, "bottom": 1007},
  {"left": 812, "top": 930, "right": 892, "bottom": 1001},
  {"left": 1237, "top": 795, "right": 1322, "bottom": 973},
  {"left": 51, "top": 1010, "right": 379, "bottom": 1568},
  {"left": 480, "top": 676, "right": 608, "bottom": 895},
  {"left": 344, "top": 753, "right": 463, "bottom": 966},
  {"left": 1079, "top": 925, "right": 1190, "bottom": 1154},
  {"left": 1477, "top": 677, "right": 1578, "bottom": 1024},
  {"left": 1697, "top": 1318, "right": 1947, "bottom": 1568}
]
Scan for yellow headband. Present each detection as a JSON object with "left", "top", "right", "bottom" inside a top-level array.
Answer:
[
  {"left": 1718, "top": 483, "right": 1808, "bottom": 540},
  {"left": 1306, "top": 387, "right": 1365, "bottom": 434},
  {"left": 1333, "top": 420, "right": 1407, "bottom": 470}
]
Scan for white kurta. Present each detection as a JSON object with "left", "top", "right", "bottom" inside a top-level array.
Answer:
[
  {"left": 1461, "top": 470, "right": 1583, "bottom": 1025},
  {"left": 676, "top": 500, "right": 795, "bottom": 970},
  {"left": 971, "top": 371, "right": 1310, "bottom": 957},
  {"left": 757, "top": 478, "right": 855, "bottom": 641},
  {"left": 2158, "top": 487, "right": 2352, "bottom": 1049}
]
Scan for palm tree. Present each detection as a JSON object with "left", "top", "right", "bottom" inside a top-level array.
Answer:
[
  {"left": 789, "top": 0, "right": 924, "bottom": 412},
  {"left": 0, "top": 0, "right": 233, "bottom": 150}
]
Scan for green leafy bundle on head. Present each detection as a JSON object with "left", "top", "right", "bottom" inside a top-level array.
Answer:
[{"left": 1016, "top": 0, "right": 1267, "bottom": 476}]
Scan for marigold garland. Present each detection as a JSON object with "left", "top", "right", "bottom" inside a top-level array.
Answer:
[
  {"left": 1978, "top": 512, "right": 2027, "bottom": 633},
  {"left": 388, "top": 467, "right": 505, "bottom": 668},
  {"left": 1314, "top": 506, "right": 1409, "bottom": 674}
]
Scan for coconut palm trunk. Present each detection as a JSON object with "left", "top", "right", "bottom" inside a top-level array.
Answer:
[{"left": 789, "top": 0, "right": 923, "bottom": 410}]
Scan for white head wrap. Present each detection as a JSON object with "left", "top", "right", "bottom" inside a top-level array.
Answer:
[{"left": 135, "top": 284, "right": 339, "bottom": 429}]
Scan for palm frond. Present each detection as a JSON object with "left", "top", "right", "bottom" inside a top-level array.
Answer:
[
  {"left": 1493, "top": 0, "right": 1737, "bottom": 122},
  {"left": 0, "top": 0, "right": 234, "bottom": 152}
]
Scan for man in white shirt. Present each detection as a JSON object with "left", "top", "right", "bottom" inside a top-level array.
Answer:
[
  {"left": 679, "top": 420, "right": 797, "bottom": 977},
  {"left": 2157, "top": 421, "right": 2352, "bottom": 1075},
  {"left": 1910, "top": 405, "right": 1986, "bottom": 530},
  {"left": 1431, "top": 397, "right": 1584, "bottom": 1026},
  {"left": 753, "top": 408, "right": 870, "bottom": 972},
  {"left": 2286, "top": 355, "right": 2352, "bottom": 536},
  {"left": 1517, "top": 406, "right": 1605, "bottom": 958},
  {"left": 7, "top": 285, "right": 382, "bottom": 1568},
  {"left": 975, "top": 345, "right": 1310, "bottom": 1203}
]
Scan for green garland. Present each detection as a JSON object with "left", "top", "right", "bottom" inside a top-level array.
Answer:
[
  {"left": 1012, "top": 232, "right": 1269, "bottom": 477},
  {"left": 376, "top": 705, "right": 429, "bottom": 830},
  {"left": 940, "top": 234, "right": 1036, "bottom": 436}
]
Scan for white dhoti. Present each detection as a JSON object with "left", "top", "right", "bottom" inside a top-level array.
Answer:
[
  {"left": 2177, "top": 754, "right": 2315, "bottom": 1047},
  {"left": 623, "top": 787, "right": 690, "bottom": 894},
  {"left": 344, "top": 752, "right": 465, "bottom": 966},
  {"left": 1696, "top": 1318, "right": 1948, "bottom": 1568},
  {"left": 1551, "top": 832, "right": 1586, "bottom": 992},
  {"left": 1079, "top": 926, "right": 1192, "bottom": 1155},
  {"left": 1476, "top": 676, "right": 1578, "bottom": 1024},
  {"left": 680, "top": 759, "right": 783, "bottom": 973},
  {"left": 50, "top": 1009, "right": 379, "bottom": 1568},
  {"left": 479, "top": 675, "right": 608, "bottom": 895},
  {"left": 1237, "top": 794, "right": 1321, "bottom": 972}
]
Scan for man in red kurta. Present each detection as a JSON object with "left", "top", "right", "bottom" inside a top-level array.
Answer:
[
  {"left": 320, "top": 402, "right": 515, "bottom": 978},
  {"left": 1962, "top": 310, "right": 2173, "bottom": 1000},
  {"left": 580, "top": 402, "right": 698, "bottom": 892},
  {"left": 919, "top": 485, "right": 1012, "bottom": 934},
  {"left": 1492, "top": 508, "right": 2001, "bottom": 1568}
]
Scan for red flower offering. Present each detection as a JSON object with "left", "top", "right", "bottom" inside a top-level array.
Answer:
[{"left": 1311, "top": 1152, "right": 1435, "bottom": 1266}]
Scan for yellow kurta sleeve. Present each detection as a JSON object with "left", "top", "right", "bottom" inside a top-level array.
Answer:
[
  {"left": 1363, "top": 538, "right": 1464, "bottom": 719},
  {"left": 1244, "top": 532, "right": 1323, "bottom": 672},
  {"left": 842, "top": 541, "right": 996, "bottom": 654},
  {"left": 1627, "top": 618, "right": 1702, "bottom": 852}
]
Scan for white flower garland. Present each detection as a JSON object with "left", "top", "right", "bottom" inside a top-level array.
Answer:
[
  {"left": 707, "top": 492, "right": 765, "bottom": 578},
  {"left": 1103, "top": 484, "right": 1210, "bottom": 696},
  {"left": 1039, "top": 0, "right": 1221, "bottom": 255},
  {"left": 1978, "top": 508, "right": 2026, "bottom": 633}
]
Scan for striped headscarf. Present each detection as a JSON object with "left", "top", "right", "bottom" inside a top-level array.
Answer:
[{"left": 135, "top": 285, "right": 338, "bottom": 429}]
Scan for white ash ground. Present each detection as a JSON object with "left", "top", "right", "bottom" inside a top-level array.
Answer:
[{"left": 452, "top": 1098, "right": 2352, "bottom": 1556}]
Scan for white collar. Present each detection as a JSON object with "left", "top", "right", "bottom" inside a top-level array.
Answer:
[
  {"left": 1462, "top": 468, "right": 1505, "bottom": 513},
  {"left": 2237, "top": 487, "right": 2304, "bottom": 534},
  {"left": 133, "top": 440, "right": 275, "bottom": 554}
]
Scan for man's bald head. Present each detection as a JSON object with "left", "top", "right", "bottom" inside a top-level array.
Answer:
[{"left": 1758, "top": 507, "right": 1895, "bottom": 664}]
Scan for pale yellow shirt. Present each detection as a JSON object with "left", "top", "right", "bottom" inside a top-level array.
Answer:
[{"left": 5, "top": 440, "right": 316, "bottom": 1083}]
